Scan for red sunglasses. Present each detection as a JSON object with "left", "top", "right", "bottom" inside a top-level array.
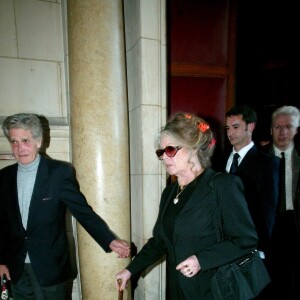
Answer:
[{"left": 155, "top": 146, "right": 182, "bottom": 160}]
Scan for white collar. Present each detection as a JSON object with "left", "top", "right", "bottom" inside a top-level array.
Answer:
[
  {"left": 273, "top": 144, "right": 294, "bottom": 157},
  {"left": 232, "top": 141, "right": 254, "bottom": 160}
]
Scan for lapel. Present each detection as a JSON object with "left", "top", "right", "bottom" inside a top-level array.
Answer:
[
  {"left": 179, "top": 168, "right": 214, "bottom": 215},
  {"left": 164, "top": 169, "right": 215, "bottom": 245},
  {"left": 292, "top": 148, "right": 300, "bottom": 198},
  {"left": 237, "top": 145, "right": 256, "bottom": 171},
  {"left": 8, "top": 163, "right": 18, "bottom": 201},
  {"left": 268, "top": 145, "right": 275, "bottom": 155},
  {"left": 263, "top": 143, "right": 300, "bottom": 207},
  {"left": 161, "top": 182, "right": 177, "bottom": 218},
  {"left": 157, "top": 182, "right": 177, "bottom": 247},
  {"left": 158, "top": 169, "right": 215, "bottom": 226},
  {"left": 8, "top": 164, "right": 24, "bottom": 227}
]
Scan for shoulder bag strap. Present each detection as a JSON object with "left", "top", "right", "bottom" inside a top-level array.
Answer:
[{"left": 210, "top": 172, "right": 224, "bottom": 242}]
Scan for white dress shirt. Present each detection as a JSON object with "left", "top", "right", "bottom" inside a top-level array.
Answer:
[
  {"left": 274, "top": 144, "right": 293, "bottom": 210},
  {"left": 226, "top": 142, "right": 254, "bottom": 173}
]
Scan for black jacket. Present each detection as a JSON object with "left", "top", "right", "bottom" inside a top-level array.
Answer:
[
  {"left": 126, "top": 168, "right": 258, "bottom": 299},
  {"left": 225, "top": 145, "right": 280, "bottom": 255},
  {"left": 260, "top": 143, "right": 300, "bottom": 232},
  {"left": 0, "top": 156, "right": 116, "bottom": 286}
]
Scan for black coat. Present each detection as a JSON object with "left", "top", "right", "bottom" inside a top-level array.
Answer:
[
  {"left": 126, "top": 168, "right": 258, "bottom": 299},
  {"left": 0, "top": 156, "right": 116, "bottom": 286},
  {"left": 259, "top": 137, "right": 300, "bottom": 299},
  {"left": 226, "top": 145, "right": 280, "bottom": 255},
  {"left": 260, "top": 143, "right": 300, "bottom": 214}
]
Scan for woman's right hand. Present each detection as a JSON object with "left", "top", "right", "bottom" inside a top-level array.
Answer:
[{"left": 115, "top": 269, "right": 132, "bottom": 291}]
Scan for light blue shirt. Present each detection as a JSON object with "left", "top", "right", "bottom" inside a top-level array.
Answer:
[{"left": 17, "top": 154, "right": 40, "bottom": 263}]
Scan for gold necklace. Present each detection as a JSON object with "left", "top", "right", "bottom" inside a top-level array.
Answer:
[{"left": 173, "top": 185, "right": 187, "bottom": 204}]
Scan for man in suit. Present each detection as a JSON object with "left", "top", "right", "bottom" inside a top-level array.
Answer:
[
  {"left": 260, "top": 105, "right": 300, "bottom": 300},
  {"left": 224, "top": 105, "right": 280, "bottom": 297},
  {"left": 0, "top": 113, "right": 130, "bottom": 299}
]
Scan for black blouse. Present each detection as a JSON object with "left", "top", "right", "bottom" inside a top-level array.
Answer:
[{"left": 163, "top": 173, "right": 203, "bottom": 242}]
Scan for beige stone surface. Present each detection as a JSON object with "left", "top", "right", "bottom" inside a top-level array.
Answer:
[{"left": 68, "top": 0, "right": 131, "bottom": 299}]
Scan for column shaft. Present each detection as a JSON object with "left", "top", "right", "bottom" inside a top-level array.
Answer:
[{"left": 67, "top": 1, "right": 131, "bottom": 299}]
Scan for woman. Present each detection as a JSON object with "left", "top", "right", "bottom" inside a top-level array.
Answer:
[{"left": 116, "top": 112, "right": 258, "bottom": 299}]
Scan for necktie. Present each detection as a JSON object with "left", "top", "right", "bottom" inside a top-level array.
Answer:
[
  {"left": 278, "top": 152, "right": 286, "bottom": 213},
  {"left": 230, "top": 153, "right": 240, "bottom": 174}
]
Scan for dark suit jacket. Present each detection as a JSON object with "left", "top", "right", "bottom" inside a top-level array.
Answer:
[
  {"left": 260, "top": 143, "right": 300, "bottom": 229},
  {"left": 225, "top": 145, "right": 280, "bottom": 256},
  {"left": 260, "top": 143, "right": 300, "bottom": 205},
  {"left": 0, "top": 156, "right": 116, "bottom": 286},
  {"left": 126, "top": 168, "right": 258, "bottom": 299},
  {"left": 260, "top": 142, "right": 300, "bottom": 300}
]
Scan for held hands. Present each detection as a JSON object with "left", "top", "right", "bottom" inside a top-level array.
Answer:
[
  {"left": 0, "top": 265, "right": 10, "bottom": 280},
  {"left": 109, "top": 239, "right": 130, "bottom": 258},
  {"left": 115, "top": 269, "right": 132, "bottom": 291},
  {"left": 176, "top": 255, "right": 201, "bottom": 278}
]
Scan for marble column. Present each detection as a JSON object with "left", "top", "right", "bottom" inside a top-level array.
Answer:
[{"left": 67, "top": 1, "right": 131, "bottom": 299}]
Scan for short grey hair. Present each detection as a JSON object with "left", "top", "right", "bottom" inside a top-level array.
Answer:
[
  {"left": 2, "top": 113, "right": 43, "bottom": 141},
  {"left": 271, "top": 106, "right": 300, "bottom": 128}
]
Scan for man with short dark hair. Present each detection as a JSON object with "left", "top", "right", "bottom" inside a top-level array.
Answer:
[{"left": 224, "top": 104, "right": 280, "bottom": 298}]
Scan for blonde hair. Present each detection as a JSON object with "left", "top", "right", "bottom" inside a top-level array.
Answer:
[{"left": 155, "top": 112, "right": 216, "bottom": 169}]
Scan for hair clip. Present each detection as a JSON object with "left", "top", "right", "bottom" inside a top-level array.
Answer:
[
  {"left": 209, "top": 138, "right": 216, "bottom": 148},
  {"left": 198, "top": 122, "right": 209, "bottom": 132},
  {"left": 185, "top": 114, "right": 192, "bottom": 119}
]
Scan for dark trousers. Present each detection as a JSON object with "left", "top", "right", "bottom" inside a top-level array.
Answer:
[
  {"left": 11, "top": 264, "right": 66, "bottom": 300},
  {"left": 255, "top": 256, "right": 273, "bottom": 300},
  {"left": 270, "top": 211, "right": 300, "bottom": 300}
]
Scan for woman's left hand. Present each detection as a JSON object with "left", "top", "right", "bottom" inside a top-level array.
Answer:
[
  {"left": 176, "top": 255, "right": 201, "bottom": 277},
  {"left": 109, "top": 239, "right": 131, "bottom": 258}
]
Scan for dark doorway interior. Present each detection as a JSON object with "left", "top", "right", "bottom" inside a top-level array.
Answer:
[{"left": 235, "top": 0, "right": 298, "bottom": 144}]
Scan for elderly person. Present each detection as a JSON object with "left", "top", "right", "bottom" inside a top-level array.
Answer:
[
  {"left": 0, "top": 113, "right": 130, "bottom": 300},
  {"left": 115, "top": 112, "right": 259, "bottom": 299},
  {"left": 260, "top": 105, "right": 300, "bottom": 299}
]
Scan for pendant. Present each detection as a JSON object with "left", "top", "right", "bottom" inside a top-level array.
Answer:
[{"left": 173, "top": 198, "right": 179, "bottom": 204}]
